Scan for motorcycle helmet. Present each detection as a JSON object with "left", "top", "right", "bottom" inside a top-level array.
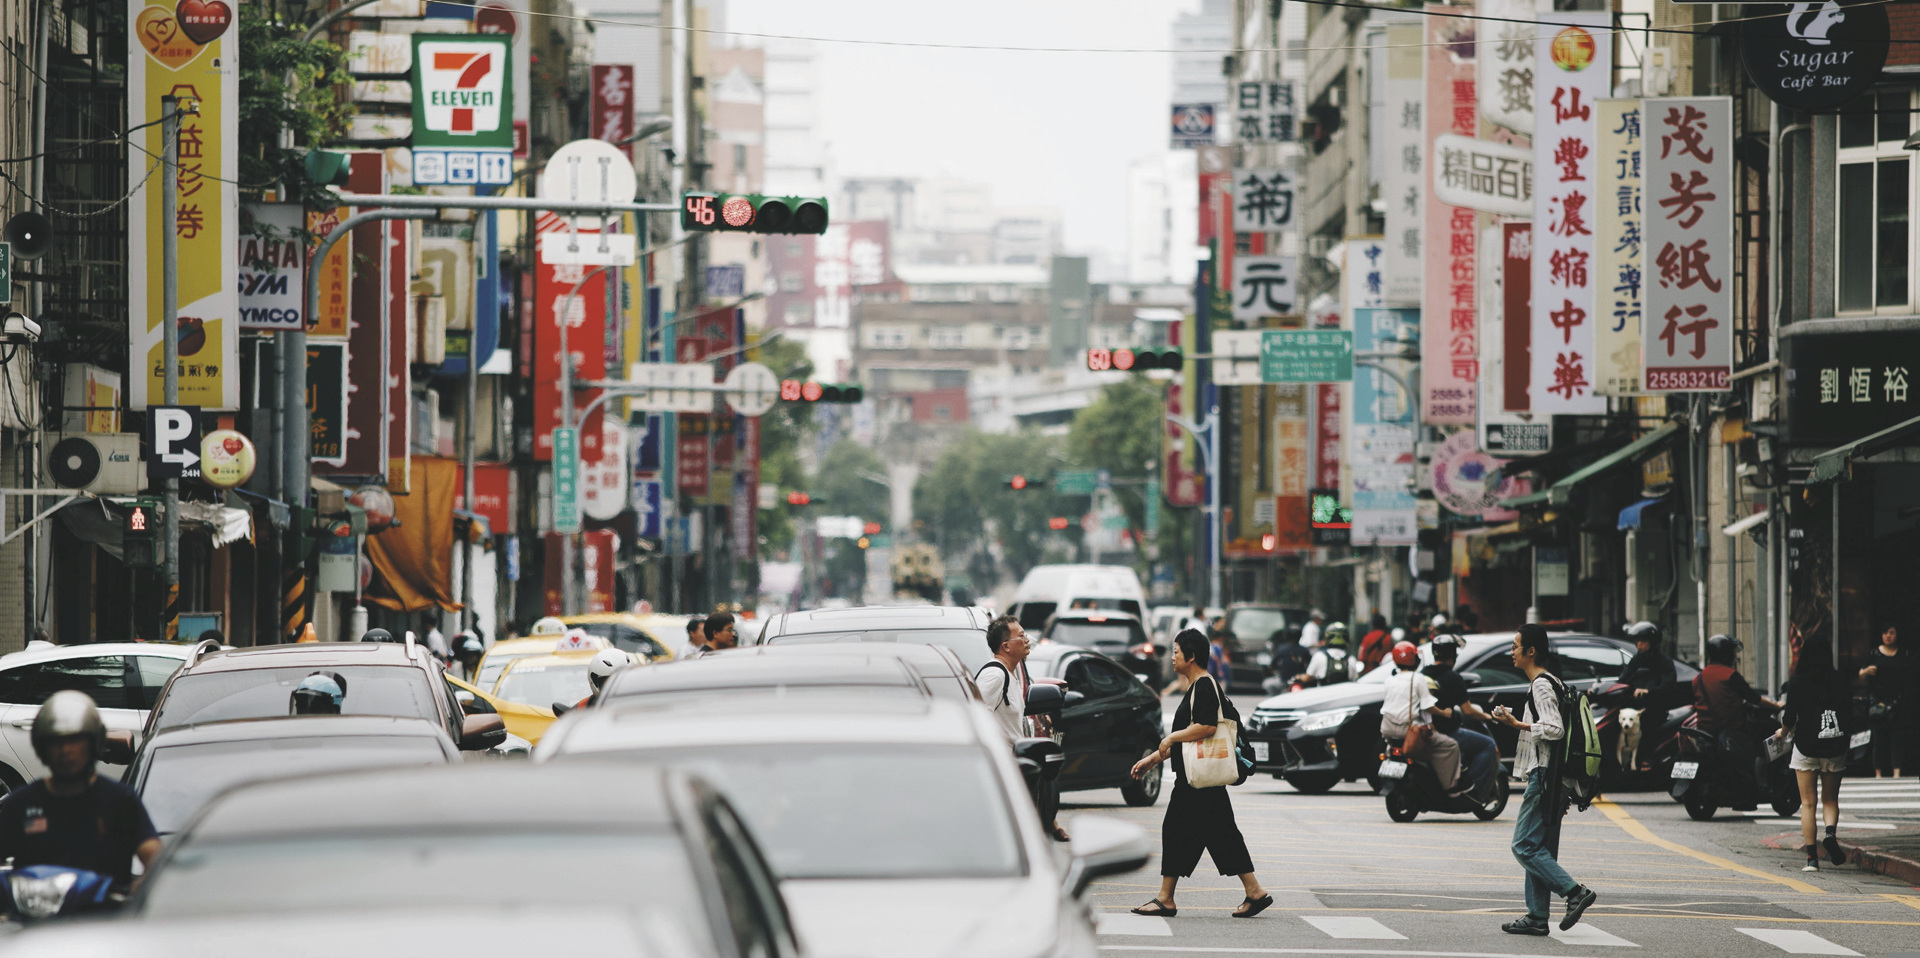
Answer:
[
  {"left": 1429, "top": 632, "right": 1462, "bottom": 660},
  {"left": 587, "top": 648, "right": 633, "bottom": 692},
  {"left": 290, "top": 671, "right": 347, "bottom": 714},
  {"left": 529, "top": 616, "right": 567, "bottom": 637},
  {"left": 30, "top": 690, "right": 107, "bottom": 764},
  {"left": 1624, "top": 621, "right": 1662, "bottom": 647},
  {"left": 360, "top": 628, "right": 395, "bottom": 643},
  {"left": 457, "top": 632, "right": 485, "bottom": 657},
  {"left": 1390, "top": 641, "right": 1421, "bottom": 670},
  {"left": 1430, "top": 613, "right": 1450, "bottom": 630},
  {"left": 1706, "top": 633, "right": 1742, "bottom": 665},
  {"left": 1323, "top": 622, "right": 1351, "bottom": 647}
]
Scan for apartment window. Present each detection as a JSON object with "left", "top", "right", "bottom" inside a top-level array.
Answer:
[
  {"left": 929, "top": 328, "right": 966, "bottom": 349},
  {"left": 1004, "top": 327, "right": 1031, "bottom": 350},
  {"left": 865, "top": 326, "right": 909, "bottom": 349},
  {"left": 1837, "top": 88, "right": 1913, "bottom": 313}
]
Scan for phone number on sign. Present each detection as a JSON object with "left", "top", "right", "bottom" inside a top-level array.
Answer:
[{"left": 1647, "top": 368, "right": 1729, "bottom": 391}]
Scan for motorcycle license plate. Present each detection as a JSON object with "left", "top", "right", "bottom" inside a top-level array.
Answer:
[
  {"left": 1252, "top": 741, "right": 1270, "bottom": 763},
  {"left": 1670, "top": 761, "right": 1699, "bottom": 780},
  {"left": 1378, "top": 760, "right": 1408, "bottom": 780},
  {"left": 1852, "top": 731, "right": 1872, "bottom": 749}
]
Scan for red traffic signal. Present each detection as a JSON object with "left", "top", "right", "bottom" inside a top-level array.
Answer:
[
  {"left": 786, "top": 491, "right": 811, "bottom": 506},
  {"left": 682, "top": 192, "right": 830, "bottom": 234},
  {"left": 1048, "top": 516, "right": 1070, "bottom": 530},
  {"left": 863, "top": 521, "right": 882, "bottom": 535},
  {"left": 1010, "top": 475, "right": 1027, "bottom": 490},
  {"left": 1087, "top": 346, "right": 1183, "bottom": 372},
  {"left": 780, "top": 380, "right": 864, "bottom": 404}
]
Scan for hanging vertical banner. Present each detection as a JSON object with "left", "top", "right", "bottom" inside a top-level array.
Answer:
[
  {"left": 1351, "top": 307, "right": 1419, "bottom": 545},
  {"left": 314, "top": 154, "right": 389, "bottom": 479},
  {"left": 128, "top": 0, "right": 239, "bottom": 410},
  {"left": 1421, "top": 7, "right": 1477, "bottom": 426},
  {"left": 1595, "top": 99, "right": 1645, "bottom": 396},
  {"left": 1479, "top": 226, "right": 1553, "bottom": 454},
  {"left": 1502, "top": 222, "right": 1533, "bottom": 412},
  {"left": 306, "top": 209, "right": 353, "bottom": 337},
  {"left": 1529, "top": 13, "right": 1611, "bottom": 414},
  {"left": 1643, "top": 97, "right": 1734, "bottom": 392},
  {"left": 1382, "top": 21, "right": 1425, "bottom": 307},
  {"left": 1272, "top": 384, "right": 1311, "bottom": 550},
  {"left": 1478, "top": 0, "right": 1536, "bottom": 134},
  {"left": 533, "top": 213, "right": 608, "bottom": 462},
  {"left": 590, "top": 64, "right": 635, "bottom": 158}
]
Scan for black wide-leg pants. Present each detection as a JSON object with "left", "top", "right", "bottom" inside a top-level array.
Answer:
[{"left": 1160, "top": 780, "right": 1254, "bottom": 877}]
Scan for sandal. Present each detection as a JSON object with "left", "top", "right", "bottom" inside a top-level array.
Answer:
[
  {"left": 1232, "top": 893, "right": 1274, "bottom": 918},
  {"left": 1131, "top": 899, "right": 1177, "bottom": 917}
]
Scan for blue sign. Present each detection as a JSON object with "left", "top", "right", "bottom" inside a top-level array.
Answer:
[
  {"left": 1349, "top": 308, "right": 1420, "bottom": 545},
  {"left": 705, "top": 264, "right": 745, "bottom": 299},
  {"left": 634, "top": 413, "right": 663, "bottom": 471},
  {"left": 413, "top": 149, "right": 514, "bottom": 186},
  {"left": 1170, "top": 103, "right": 1215, "bottom": 149},
  {"left": 634, "top": 479, "right": 663, "bottom": 538}
]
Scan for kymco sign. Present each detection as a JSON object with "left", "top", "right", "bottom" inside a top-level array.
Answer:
[{"left": 411, "top": 35, "right": 514, "bottom": 150}]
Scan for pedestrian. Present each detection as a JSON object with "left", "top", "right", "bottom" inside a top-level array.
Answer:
[
  {"left": 1778, "top": 636, "right": 1853, "bottom": 872},
  {"left": 1858, "top": 623, "right": 1908, "bottom": 777},
  {"left": 1299, "top": 610, "right": 1325, "bottom": 649},
  {"left": 705, "top": 611, "right": 738, "bottom": 652},
  {"left": 1129, "top": 628, "right": 1272, "bottom": 919},
  {"left": 1490, "top": 624, "right": 1597, "bottom": 935},
  {"left": 1207, "top": 629, "right": 1232, "bottom": 687},
  {"left": 976, "top": 615, "right": 1069, "bottom": 842},
  {"left": 1357, "top": 614, "right": 1392, "bottom": 674},
  {"left": 681, "top": 616, "right": 709, "bottom": 659}
]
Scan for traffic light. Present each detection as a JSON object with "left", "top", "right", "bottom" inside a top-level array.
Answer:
[
  {"left": 862, "top": 521, "right": 882, "bottom": 535},
  {"left": 779, "top": 380, "right": 863, "bottom": 404},
  {"left": 682, "top": 192, "right": 829, "bottom": 234},
  {"left": 785, "top": 491, "right": 812, "bottom": 506},
  {"left": 303, "top": 149, "right": 352, "bottom": 186},
  {"left": 1048, "top": 516, "right": 1071, "bottom": 531},
  {"left": 1086, "top": 346, "right": 1183, "bottom": 372},
  {"left": 123, "top": 499, "right": 159, "bottom": 569},
  {"left": 856, "top": 536, "right": 870, "bottom": 549},
  {"left": 1006, "top": 474, "right": 1046, "bottom": 491}
]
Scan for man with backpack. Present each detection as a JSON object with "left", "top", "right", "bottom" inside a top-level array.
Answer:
[
  {"left": 1489, "top": 624, "right": 1598, "bottom": 936},
  {"left": 1298, "top": 622, "right": 1357, "bottom": 687},
  {"left": 977, "top": 615, "right": 1068, "bottom": 842}
]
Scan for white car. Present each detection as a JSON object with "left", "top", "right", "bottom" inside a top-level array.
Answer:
[
  {"left": 0, "top": 641, "right": 200, "bottom": 794},
  {"left": 536, "top": 693, "right": 1150, "bottom": 958}
]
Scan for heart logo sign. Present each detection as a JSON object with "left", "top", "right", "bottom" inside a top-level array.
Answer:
[
  {"left": 135, "top": 6, "right": 203, "bottom": 69},
  {"left": 175, "top": 0, "right": 233, "bottom": 45}
]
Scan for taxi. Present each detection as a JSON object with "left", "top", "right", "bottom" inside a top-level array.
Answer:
[
  {"left": 445, "top": 672, "right": 559, "bottom": 746},
  {"left": 475, "top": 632, "right": 610, "bottom": 692},
  {"left": 560, "top": 612, "right": 678, "bottom": 663},
  {"left": 491, "top": 650, "right": 601, "bottom": 714}
]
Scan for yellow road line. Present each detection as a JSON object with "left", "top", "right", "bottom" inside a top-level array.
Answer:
[
  {"left": 1593, "top": 798, "right": 1823, "bottom": 895},
  {"left": 1882, "top": 893, "right": 1920, "bottom": 913}
]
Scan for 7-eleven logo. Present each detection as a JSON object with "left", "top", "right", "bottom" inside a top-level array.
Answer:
[{"left": 417, "top": 40, "right": 506, "bottom": 135}]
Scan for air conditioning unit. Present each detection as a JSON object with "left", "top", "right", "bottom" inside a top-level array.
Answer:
[{"left": 44, "top": 433, "right": 145, "bottom": 494}]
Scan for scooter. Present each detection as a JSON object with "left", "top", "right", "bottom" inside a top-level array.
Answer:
[
  {"left": 1379, "top": 735, "right": 1511, "bottom": 823},
  {"left": 1669, "top": 702, "right": 1798, "bottom": 821},
  {"left": 0, "top": 865, "right": 120, "bottom": 923},
  {"left": 1590, "top": 681, "right": 1692, "bottom": 785}
]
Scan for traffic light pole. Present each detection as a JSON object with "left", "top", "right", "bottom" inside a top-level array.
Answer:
[
  {"left": 159, "top": 96, "right": 181, "bottom": 640},
  {"left": 1165, "top": 407, "right": 1221, "bottom": 613}
]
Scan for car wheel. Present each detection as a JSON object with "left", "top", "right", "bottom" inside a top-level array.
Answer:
[
  {"left": 1385, "top": 789, "right": 1419, "bottom": 823},
  {"left": 1285, "top": 771, "right": 1339, "bottom": 794},
  {"left": 1122, "top": 766, "right": 1163, "bottom": 807}
]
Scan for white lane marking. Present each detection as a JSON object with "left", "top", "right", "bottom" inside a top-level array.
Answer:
[
  {"left": 1831, "top": 802, "right": 1920, "bottom": 809},
  {"left": 1102, "top": 949, "right": 1613, "bottom": 957},
  {"left": 1549, "top": 924, "right": 1638, "bottom": 948},
  {"left": 1735, "top": 928, "right": 1861, "bottom": 956},
  {"left": 1097, "top": 913, "right": 1173, "bottom": 937},
  {"left": 1302, "top": 916, "right": 1407, "bottom": 940}
]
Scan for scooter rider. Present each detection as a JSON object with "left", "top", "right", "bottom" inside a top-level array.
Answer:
[
  {"left": 1380, "top": 641, "right": 1462, "bottom": 792},
  {"left": 1694, "top": 633, "right": 1780, "bottom": 798},
  {"left": 1620, "top": 622, "right": 1678, "bottom": 708},
  {"left": 575, "top": 648, "right": 634, "bottom": 709},
  {"left": 0, "top": 692, "right": 161, "bottom": 894},
  {"left": 1427, "top": 632, "right": 1500, "bottom": 797},
  {"left": 1298, "top": 622, "right": 1358, "bottom": 687}
]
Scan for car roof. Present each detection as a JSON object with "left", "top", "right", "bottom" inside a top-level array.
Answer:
[
  {"left": 1046, "top": 609, "right": 1143, "bottom": 624},
  {"left": 182, "top": 642, "right": 431, "bottom": 673},
  {"left": 145, "top": 715, "right": 455, "bottom": 747},
  {"left": 488, "top": 635, "right": 608, "bottom": 655},
  {"left": 499, "top": 650, "right": 600, "bottom": 671},
  {"left": 551, "top": 696, "right": 981, "bottom": 755},
  {"left": 0, "top": 909, "right": 677, "bottom": 958},
  {"left": 0, "top": 641, "right": 198, "bottom": 669},
  {"left": 601, "top": 653, "right": 921, "bottom": 699},
  {"left": 764, "top": 605, "right": 987, "bottom": 636},
  {"left": 184, "top": 763, "right": 681, "bottom": 841},
  {"left": 717, "top": 641, "right": 961, "bottom": 673},
  {"left": 561, "top": 613, "right": 646, "bottom": 625}
]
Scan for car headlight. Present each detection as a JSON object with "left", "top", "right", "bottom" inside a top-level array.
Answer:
[{"left": 1295, "top": 707, "right": 1359, "bottom": 733}]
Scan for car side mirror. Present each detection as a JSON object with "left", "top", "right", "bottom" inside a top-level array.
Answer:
[
  {"left": 1013, "top": 736, "right": 1064, "bottom": 783},
  {"left": 1025, "top": 683, "right": 1066, "bottom": 716},
  {"left": 459, "top": 713, "right": 508, "bottom": 751},
  {"left": 551, "top": 701, "right": 573, "bottom": 716},
  {"left": 101, "top": 729, "right": 136, "bottom": 766},
  {"left": 1458, "top": 671, "right": 1482, "bottom": 688},
  {"left": 1061, "top": 814, "right": 1151, "bottom": 898},
  {"left": 1065, "top": 690, "right": 1087, "bottom": 707}
]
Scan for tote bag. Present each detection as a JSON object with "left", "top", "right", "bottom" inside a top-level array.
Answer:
[{"left": 1183, "top": 675, "right": 1241, "bottom": 788}]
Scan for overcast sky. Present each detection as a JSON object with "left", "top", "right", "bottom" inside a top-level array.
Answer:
[{"left": 726, "top": 0, "right": 1187, "bottom": 269}]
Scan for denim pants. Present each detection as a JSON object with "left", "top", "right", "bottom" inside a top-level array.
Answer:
[
  {"left": 1512, "top": 772, "right": 1576, "bottom": 919},
  {"left": 1455, "top": 727, "right": 1498, "bottom": 793}
]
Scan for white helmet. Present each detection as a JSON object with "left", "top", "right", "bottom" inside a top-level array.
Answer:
[
  {"left": 529, "top": 616, "right": 567, "bottom": 636},
  {"left": 588, "top": 648, "right": 633, "bottom": 690},
  {"left": 1430, "top": 613, "right": 1449, "bottom": 629}
]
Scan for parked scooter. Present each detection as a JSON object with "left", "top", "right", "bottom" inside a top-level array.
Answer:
[
  {"left": 0, "top": 865, "right": 120, "bottom": 923},
  {"left": 1379, "top": 729, "right": 1511, "bottom": 823},
  {"left": 1669, "top": 701, "right": 1798, "bottom": 820}
]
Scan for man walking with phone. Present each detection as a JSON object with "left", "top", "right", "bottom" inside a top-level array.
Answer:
[{"left": 1490, "top": 624, "right": 1597, "bottom": 936}]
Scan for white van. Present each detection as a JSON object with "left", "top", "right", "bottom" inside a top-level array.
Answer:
[{"left": 1005, "top": 564, "right": 1148, "bottom": 631}]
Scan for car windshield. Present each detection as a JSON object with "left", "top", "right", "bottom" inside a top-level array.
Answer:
[
  {"left": 152, "top": 667, "right": 439, "bottom": 731},
  {"left": 1229, "top": 609, "right": 1291, "bottom": 643},
  {"left": 766, "top": 629, "right": 992, "bottom": 673},
  {"left": 476, "top": 651, "right": 539, "bottom": 691},
  {"left": 140, "top": 736, "right": 448, "bottom": 833},
  {"left": 578, "top": 744, "right": 1024, "bottom": 880},
  {"left": 1049, "top": 622, "right": 1140, "bottom": 646},
  {"left": 140, "top": 831, "right": 709, "bottom": 931},
  {"left": 495, "top": 662, "right": 592, "bottom": 709}
]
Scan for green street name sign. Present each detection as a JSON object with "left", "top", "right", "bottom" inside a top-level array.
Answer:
[
  {"left": 553, "top": 426, "right": 581, "bottom": 534},
  {"left": 1053, "top": 470, "right": 1099, "bottom": 496},
  {"left": 1260, "top": 329, "right": 1354, "bottom": 383}
]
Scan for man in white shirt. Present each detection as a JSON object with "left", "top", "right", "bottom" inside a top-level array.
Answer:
[
  {"left": 1490, "top": 624, "right": 1596, "bottom": 936},
  {"left": 1299, "top": 610, "right": 1325, "bottom": 650},
  {"left": 976, "top": 615, "right": 1031, "bottom": 741}
]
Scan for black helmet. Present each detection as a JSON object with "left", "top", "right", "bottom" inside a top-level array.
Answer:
[
  {"left": 1624, "top": 621, "right": 1662, "bottom": 646},
  {"left": 361, "top": 628, "right": 396, "bottom": 643},
  {"left": 1706, "top": 633, "right": 1742, "bottom": 665},
  {"left": 31, "top": 690, "right": 106, "bottom": 765},
  {"left": 457, "top": 632, "right": 484, "bottom": 656},
  {"left": 1429, "top": 632, "right": 1463, "bottom": 659},
  {"left": 290, "top": 671, "right": 348, "bottom": 714}
]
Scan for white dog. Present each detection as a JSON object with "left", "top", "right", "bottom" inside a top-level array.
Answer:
[{"left": 1618, "top": 708, "right": 1644, "bottom": 770}]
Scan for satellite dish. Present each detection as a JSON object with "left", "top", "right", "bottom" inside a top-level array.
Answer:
[
  {"left": 48, "top": 436, "right": 101, "bottom": 489},
  {"left": 5, "top": 212, "right": 52, "bottom": 261}
]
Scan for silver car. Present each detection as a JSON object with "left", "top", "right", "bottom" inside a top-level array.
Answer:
[{"left": 536, "top": 693, "right": 1150, "bottom": 958}]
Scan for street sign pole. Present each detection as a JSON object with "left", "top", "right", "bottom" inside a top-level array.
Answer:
[{"left": 160, "top": 95, "right": 181, "bottom": 640}]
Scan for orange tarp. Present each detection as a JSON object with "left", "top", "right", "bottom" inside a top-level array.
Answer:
[{"left": 366, "top": 456, "right": 463, "bottom": 613}]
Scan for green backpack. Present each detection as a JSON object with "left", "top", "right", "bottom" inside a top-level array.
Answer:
[{"left": 1543, "top": 674, "right": 1602, "bottom": 809}]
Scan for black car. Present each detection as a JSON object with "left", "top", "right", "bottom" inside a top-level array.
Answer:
[
  {"left": 1242, "top": 632, "right": 1696, "bottom": 793},
  {"left": 1040, "top": 610, "right": 1163, "bottom": 687},
  {"left": 1219, "top": 604, "right": 1310, "bottom": 693},
  {"left": 1025, "top": 643, "right": 1165, "bottom": 806}
]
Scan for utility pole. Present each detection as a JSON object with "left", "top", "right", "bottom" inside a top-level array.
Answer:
[{"left": 160, "top": 95, "right": 181, "bottom": 640}]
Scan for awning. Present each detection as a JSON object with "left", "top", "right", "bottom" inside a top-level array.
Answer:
[
  {"left": 1809, "top": 413, "right": 1920, "bottom": 483},
  {"left": 1722, "top": 508, "right": 1770, "bottom": 537},
  {"left": 1616, "top": 497, "right": 1665, "bottom": 531},
  {"left": 1501, "top": 422, "right": 1680, "bottom": 510}
]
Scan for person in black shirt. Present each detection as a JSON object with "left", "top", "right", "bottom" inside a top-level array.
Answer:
[
  {"left": 1619, "top": 622, "right": 1678, "bottom": 708},
  {"left": 1427, "top": 633, "right": 1499, "bottom": 796},
  {"left": 0, "top": 692, "right": 160, "bottom": 894},
  {"left": 1778, "top": 638, "right": 1853, "bottom": 872},
  {"left": 1857, "top": 624, "right": 1909, "bottom": 777},
  {"left": 1129, "top": 629, "right": 1271, "bottom": 919}
]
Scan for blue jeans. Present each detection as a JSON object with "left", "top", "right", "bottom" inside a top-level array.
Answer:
[
  {"left": 1512, "top": 772, "right": 1577, "bottom": 920},
  {"left": 1455, "top": 727, "right": 1498, "bottom": 793}
]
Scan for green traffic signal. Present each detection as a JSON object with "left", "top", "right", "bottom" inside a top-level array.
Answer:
[{"left": 682, "top": 192, "right": 829, "bottom": 234}]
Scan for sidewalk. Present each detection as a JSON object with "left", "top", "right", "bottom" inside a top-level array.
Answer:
[{"left": 1762, "top": 827, "right": 1920, "bottom": 885}]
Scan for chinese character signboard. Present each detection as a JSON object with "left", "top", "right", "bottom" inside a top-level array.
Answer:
[
  {"left": 1233, "top": 256, "right": 1297, "bottom": 320},
  {"left": 1781, "top": 329, "right": 1920, "bottom": 443},
  {"left": 306, "top": 209, "right": 352, "bottom": 337},
  {"left": 1529, "top": 14, "right": 1611, "bottom": 415},
  {"left": 1432, "top": 134, "right": 1532, "bottom": 218},
  {"left": 1478, "top": 225, "right": 1554, "bottom": 455},
  {"left": 533, "top": 213, "right": 607, "bottom": 461},
  {"left": 1643, "top": 97, "right": 1733, "bottom": 392},
  {"left": 1351, "top": 307, "right": 1419, "bottom": 545},
  {"left": 1501, "top": 222, "right": 1532, "bottom": 410},
  {"left": 1231, "top": 168, "right": 1295, "bottom": 234},
  {"left": 307, "top": 342, "right": 348, "bottom": 466},
  {"left": 1233, "top": 80, "right": 1297, "bottom": 144},
  {"left": 1170, "top": 103, "right": 1216, "bottom": 148},
  {"left": 1344, "top": 238, "right": 1386, "bottom": 316},
  {"left": 1261, "top": 330, "right": 1354, "bottom": 383},
  {"left": 1595, "top": 98, "right": 1645, "bottom": 395},
  {"left": 1478, "top": 0, "right": 1536, "bottom": 134},
  {"left": 129, "top": 0, "right": 239, "bottom": 410},
  {"left": 1272, "top": 385, "right": 1311, "bottom": 549},
  {"left": 1164, "top": 318, "right": 1205, "bottom": 507},
  {"left": 411, "top": 35, "right": 514, "bottom": 185},
  {"left": 1421, "top": 12, "right": 1478, "bottom": 425},
  {"left": 589, "top": 64, "right": 634, "bottom": 157},
  {"left": 1382, "top": 21, "right": 1425, "bottom": 307}
]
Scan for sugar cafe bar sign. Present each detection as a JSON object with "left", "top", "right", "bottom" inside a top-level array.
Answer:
[{"left": 1739, "top": 1, "right": 1890, "bottom": 111}]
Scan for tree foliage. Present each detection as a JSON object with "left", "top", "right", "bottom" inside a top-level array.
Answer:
[
  {"left": 237, "top": 6, "right": 354, "bottom": 203},
  {"left": 749, "top": 336, "right": 814, "bottom": 556},
  {"left": 810, "top": 439, "right": 888, "bottom": 598},
  {"left": 1063, "top": 379, "right": 1199, "bottom": 600},
  {"left": 912, "top": 430, "right": 1072, "bottom": 591}
]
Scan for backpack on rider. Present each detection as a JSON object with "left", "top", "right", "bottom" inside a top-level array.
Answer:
[{"left": 1541, "top": 672, "right": 1603, "bottom": 810}]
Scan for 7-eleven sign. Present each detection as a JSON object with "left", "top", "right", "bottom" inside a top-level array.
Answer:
[{"left": 411, "top": 35, "right": 514, "bottom": 150}]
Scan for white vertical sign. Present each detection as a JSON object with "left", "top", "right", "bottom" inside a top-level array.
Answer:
[
  {"left": 1528, "top": 14, "right": 1611, "bottom": 414},
  {"left": 1642, "top": 97, "right": 1734, "bottom": 393},
  {"left": 1595, "top": 99, "right": 1645, "bottom": 395},
  {"left": 1344, "top": 238, "right": 1386, "bottom": 315},
  {"left": 1381, "top": 21, "right": 1425, "bottom": 307},
  {"left": 1478, "top": 0, "right": 1536, "bottom": 134}
]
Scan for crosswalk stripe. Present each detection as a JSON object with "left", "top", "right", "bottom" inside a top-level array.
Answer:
[
  {"left": 1096, "top": 913, "right": 1173, "bottom": 937},
  {"left": 1550, "top": 924, "right": 1638, "bottom": 948},
  {"left": 1735, "top": 928, "right": 1861, "bottom": 955},
  {"left": 1302, "top": 916, "right": 1406, "bottom": 940}
]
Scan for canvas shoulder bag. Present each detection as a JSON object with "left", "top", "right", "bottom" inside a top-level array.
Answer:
[{"left": 1183, "top": 675, "right": 1240, "bottom": 788}]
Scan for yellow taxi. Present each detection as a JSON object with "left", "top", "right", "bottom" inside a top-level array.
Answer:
[
  {"left": 445, "top": 672, "right": 559, "bottom": 746},
  {"left": 491, "top": 650, "right": 602, "bottom": 714},
  {"left": 475, "top": 633, "right": 610, "bottom": 692},
  {"left": 561, "top": 613, "right": 678, "bottom": 663}
]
